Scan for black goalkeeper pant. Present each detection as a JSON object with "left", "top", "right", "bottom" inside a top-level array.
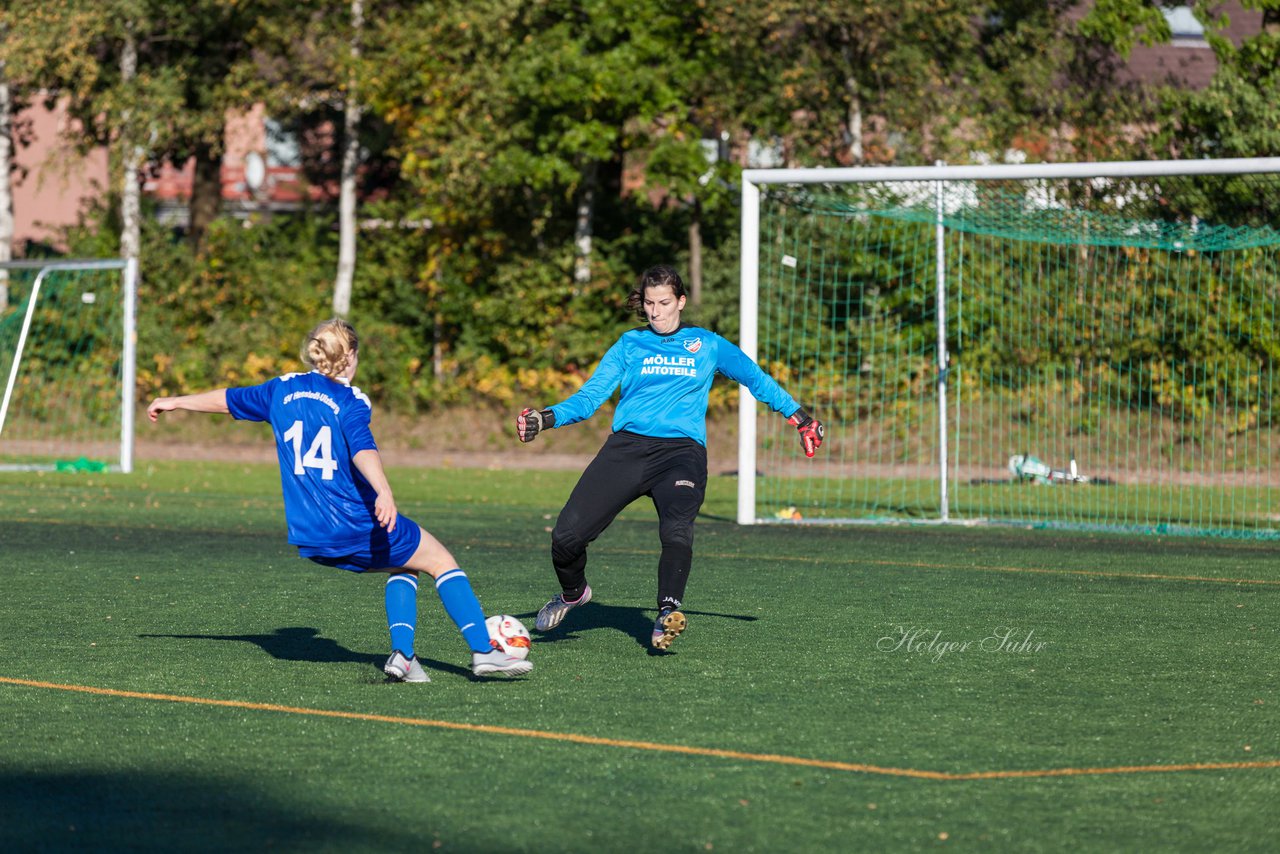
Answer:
[{"left": 551, "top": 430, "right": 708, "bottom": 611}]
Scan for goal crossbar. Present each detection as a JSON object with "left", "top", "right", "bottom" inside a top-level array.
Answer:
[{"left": 742, "top": 156, "right": 1280, "bottom": 186}]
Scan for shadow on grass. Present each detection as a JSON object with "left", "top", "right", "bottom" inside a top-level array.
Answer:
[
  {"left": 138, "top": 627, "right": 473, "bottom": 679},
  {"left": 0, "top": 769, "right": 421, "bottom": 852},
  {"left": 516, "top": 602, "right": 758, "bottom": 654}
]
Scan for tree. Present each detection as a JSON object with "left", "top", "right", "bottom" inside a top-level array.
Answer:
[
  {"left": 152, "top": 1, "right": 293, "bottom": 250},
  {"left": 976, "top": 0, "right": 1170, "bottom": 160},
  {"left": 698, "top": 2, "right": 1173, "bottom": 166},
  {"left": 118, "top": 18, "right": 143, "bottom": 265},
  {"left": 701, "top": 1, "right": 989, "bottom": 165},
  {"left": 374, "top": 1, "right": 709, "bottom": 239},
  {"left": 21, "top": 1, "right": 296, "bottom": 254},
  {"left": 366, "top": 0, "right": 723, "bottom": 372},
  {"left": 333, "top": 0, "right": 364, "bottom": 318},
  {"left": 249, "top": 0, "right": 412, "bottom": 318},
  {"left": 1160, "top": 0, "right": 1280, "bottom": 161},
  {"left": 1, "top": 1, "right": 126, "bottom": 298}
]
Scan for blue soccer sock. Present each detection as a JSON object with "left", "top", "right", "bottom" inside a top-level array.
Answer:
[
  {"left": 385, "top": 572, "right": 418, "bottom": 657},
  {"left": 434, "top": 569, "right": 493, "bottom": 653}
]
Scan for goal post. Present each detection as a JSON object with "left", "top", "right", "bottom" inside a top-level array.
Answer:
[
  {"left": 0, "top": 258, "right": 138, "bottom": 473},
  {"left": 738, "top": 157, "right": 1280, "bottom": 538}
]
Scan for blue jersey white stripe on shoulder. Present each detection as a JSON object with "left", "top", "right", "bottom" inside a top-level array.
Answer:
[
  {"left": 226, "top": 371, "right": 381, "bottom": 550},
  {"left": 349, "top": 384, "right": 372, "bottom": 409},
  {"left": 549, "top": 324, "right": 799, "bottom": 445}
]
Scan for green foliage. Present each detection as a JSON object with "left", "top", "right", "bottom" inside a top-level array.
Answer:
[
  {"left": 57, "top": 208, "right": 334, "bottom": 398},
  {"left": 358, "top": 0, "right": 736, "bottom": 409},
  {"left": 51, "top": 203, "right": 675, "bottom": 410},
  {"left": 8, "top": 0, "right": 1280, "bottom": 425},
  {"left": 705, "top": 1, "right": 992, "bottom": 164},
  {"left": 1154, "top": 3, "right": 1280, "bottom": 161},
  {"left": 1076, "top": 0, "right": 1172, "bottom": 58},
  {"left": 964, "top": 1, "right": 1161, "bottom": 161}
]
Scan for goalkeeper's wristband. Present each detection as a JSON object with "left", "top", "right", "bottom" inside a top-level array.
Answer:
[
  {"left": 517, "top": 407, "right": 556, "bottom": 443},
  {"left": 788, "top": 407, "right": 825, "bottom": 458}
]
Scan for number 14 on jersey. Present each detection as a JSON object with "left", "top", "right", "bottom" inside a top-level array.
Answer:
[{"left": 283, "top": 421, "right": 339, "bottom": 480}]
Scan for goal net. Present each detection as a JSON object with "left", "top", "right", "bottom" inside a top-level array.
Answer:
[
  {"left": 0, "top": 259, "right": 137, "bottom": 472},
  {"left": 737, "top": 159, "right": 1280, "bottom": 538}
]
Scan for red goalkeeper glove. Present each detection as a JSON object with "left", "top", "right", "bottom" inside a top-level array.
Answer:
[
  {"left": 517, "top": 407, "right": 555, "bottom": 443},
  {"left": 788, "top": 407, "right": 825, "bottom": 458}
]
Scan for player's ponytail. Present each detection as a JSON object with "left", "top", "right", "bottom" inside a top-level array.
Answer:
[{"left": 303, "top": 318, "right": 359, "bottom": 379}]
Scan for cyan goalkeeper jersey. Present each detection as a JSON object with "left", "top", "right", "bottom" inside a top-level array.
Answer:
[
  {"left": 549, "top": 324, "right": 800, "bottom": 446},
  {"left": 226, "top": 372, "right": 380, "bottom": 550}
]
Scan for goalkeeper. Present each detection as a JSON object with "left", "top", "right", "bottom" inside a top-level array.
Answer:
[
  {"left": 147, "top": 318, "right": 531, "bottom": 683},
  {"left": 516, "top": 265, "right": 823, "bottom": 650}
]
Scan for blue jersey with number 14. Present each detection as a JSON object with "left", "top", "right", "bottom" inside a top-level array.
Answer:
[{"left": 226, "top": 372, "right": 379, "bottom": 550}]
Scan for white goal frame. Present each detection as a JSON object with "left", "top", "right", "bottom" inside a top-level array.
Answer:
[
  {"left": 737, "top": 156, "right": 1280, "bottom": 525},
  {"left": 0, "top": 258, "right": 139, "bottom": 473}
]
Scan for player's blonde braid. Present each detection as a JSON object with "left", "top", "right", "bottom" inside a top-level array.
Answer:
[{"left": 302, "top": 318, "right": 359, "bottom": 379}]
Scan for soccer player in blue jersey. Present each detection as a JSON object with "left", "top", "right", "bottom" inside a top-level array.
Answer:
[
  {"left": 147, "top": 318, "right": 531, "bottom": 682},
  {"left": 515, "top": 265, "right": 824, "bottom": 650}
]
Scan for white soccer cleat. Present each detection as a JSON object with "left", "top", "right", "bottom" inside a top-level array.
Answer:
[
  {"left": 384, "top": 650, "right": 430, "bottom": 683},
  {"left": 471, "top": 648, "right": 534, "bottom": 677},
  {"left": 535, "top": 584, "right": 593, "bottom": 632}
]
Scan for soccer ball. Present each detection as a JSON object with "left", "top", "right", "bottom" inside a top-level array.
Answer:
[{"left": 486, "top": 614, "right": 532, "bottom": 660}]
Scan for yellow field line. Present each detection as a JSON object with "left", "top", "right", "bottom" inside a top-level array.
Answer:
[{"left": 4, "top": 676, "right": 1277, "bottom": 782}]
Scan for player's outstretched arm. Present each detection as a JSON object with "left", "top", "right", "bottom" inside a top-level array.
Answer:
[
  {"left": 516, "top": 407, "right": 556, "bottom": 443},
  {"left": 353, "top": 449, "right": 398, "bottom": 532},
  {"left": 788, "top": 407, "right": 825, "bottom": 458},
  {"left": 147, "top": 389, "right": 230, "bottom": 422}
]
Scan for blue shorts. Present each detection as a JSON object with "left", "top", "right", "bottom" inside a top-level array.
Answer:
[{"left": 298, "top": 516, "right": 424, "bottom": 573}]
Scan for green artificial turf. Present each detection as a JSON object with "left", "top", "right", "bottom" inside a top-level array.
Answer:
[{"left": 1, "top": 461, "right": 1277, "bottom": 852}]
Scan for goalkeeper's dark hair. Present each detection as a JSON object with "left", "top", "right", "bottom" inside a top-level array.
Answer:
[
  {"left": 627, "top": 265, "right": 687, "bottom": 320},
  {"left": 303, "top": 318, "right": 359, "bottom": 379}
]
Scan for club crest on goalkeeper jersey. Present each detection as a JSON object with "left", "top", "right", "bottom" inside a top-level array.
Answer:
[
  {"left": 226, "top": 372, "right": 380, "bottom": 549},
  {"left": 549, "top": 324, "right": 800, "bottom": 445}
]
